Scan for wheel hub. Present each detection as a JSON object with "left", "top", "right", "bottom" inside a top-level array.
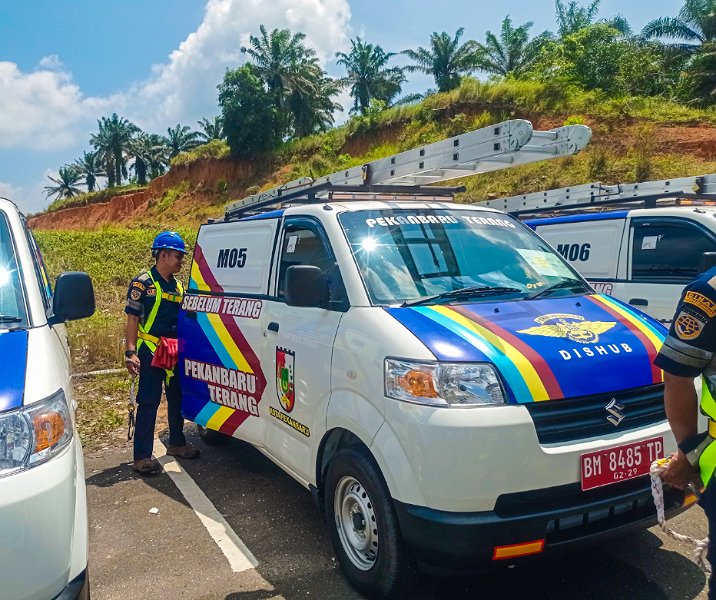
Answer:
[{"left": 334, "top": 476, "right": 379, "bottom": 571}]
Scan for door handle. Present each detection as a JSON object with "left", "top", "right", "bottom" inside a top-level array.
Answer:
[
  {"left": 629, "top": 298, "right": 648, "bottom": 307},
  {"left": 268, "top": 321, "right": 280, "bottom": 333}
]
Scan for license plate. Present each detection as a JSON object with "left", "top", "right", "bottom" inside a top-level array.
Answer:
[{"left": 580, "top": 437, "right": 664, "bottom": 491}]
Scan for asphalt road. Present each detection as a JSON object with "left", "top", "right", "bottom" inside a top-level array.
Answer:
[{"left": 86, "top": 426, "right": 710, "bottom": 600}]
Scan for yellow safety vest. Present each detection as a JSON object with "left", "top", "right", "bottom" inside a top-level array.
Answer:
[
  {"left": 697, "top": 378, "right": 716, "bottom": 485},
  {"left": 136, "top": 270, "right": 184, "bottom": 382}
]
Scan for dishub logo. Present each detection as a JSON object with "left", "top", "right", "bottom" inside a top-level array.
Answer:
[
  {"left": 276, "top": 347, "right": 295, "bottom": 413},
  {"left": 605, "top": 398, "right": 626, "bottom": 427},
  {"left": 517, "top": 313, "right": 616, "bottom": 344}
]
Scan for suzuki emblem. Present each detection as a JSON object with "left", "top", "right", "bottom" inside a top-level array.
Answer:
[{"left": 605, "top": 398, "right": 626, "bottom": 427}]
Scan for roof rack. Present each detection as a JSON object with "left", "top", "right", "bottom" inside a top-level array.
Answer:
[
  {"left": 223, "top": 119, "right": 591, "bottom": 220},
  {"left": 482, "top": 174, "right": 716, "bottom": 217}
]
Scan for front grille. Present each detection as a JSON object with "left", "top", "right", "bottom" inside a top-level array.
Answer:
[{"left": 525, "top": 384, "right": 665, "bottom": 444}]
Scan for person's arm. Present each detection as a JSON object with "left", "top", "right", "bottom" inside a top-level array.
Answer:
[
  {"left": 663, "top": 371, "right": 699, "bottom": 445},
  {"left": 125, "top": 314, "right": 141, "bottom": 376}
]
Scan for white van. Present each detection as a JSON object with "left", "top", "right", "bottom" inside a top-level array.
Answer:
[
  {"left": 0, "top": 198, "right": 94, "bottom": 600},
  {"left": 179, "top": 186, "right": 690, "bottom": 598},
  {"left": 526, "top": 206, "right": 716, "bottom": 323},
  {"left": 483, "top": 175, "right": 716, "bottom": 324}
]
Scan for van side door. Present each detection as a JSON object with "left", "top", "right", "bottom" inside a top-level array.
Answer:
[
  {"left": 179, "top": 218, "right": 278, "bottom": 446},
  {"left": 261, "top": 217, "right": 346, "bottom": 484},
  {"left": 624, "top": 217, "right": 716, "bottom": 322}
]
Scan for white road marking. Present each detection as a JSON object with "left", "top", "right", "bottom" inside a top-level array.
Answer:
[{"left": 153, "top": 439, "right": 259, "bottom": 573}]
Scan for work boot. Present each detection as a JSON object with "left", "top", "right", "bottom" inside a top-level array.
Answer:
[
  {"left": 132, "top": 457, "right": 162, "bottom": 475},
  {"left": 166, "top": 444, "right": 201, "bottom": 459}
]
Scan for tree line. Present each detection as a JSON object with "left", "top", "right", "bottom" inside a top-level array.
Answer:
[{"left": 46, "top": 0, "right": 716, "bottom": 200}]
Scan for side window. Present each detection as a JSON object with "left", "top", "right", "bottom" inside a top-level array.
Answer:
[
  {"left": 24, "top": 225, "right": 53, "bottom": 311},
  {"left": 276, "top": 221, "right": 346, "bottom": 308},
  {"left": 631, "top": 220, "right": 716, "bottom": 282}
]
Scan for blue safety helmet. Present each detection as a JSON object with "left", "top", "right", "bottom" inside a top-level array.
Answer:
[{"left": 151, "top": 231, "right": 186, "bottom": 254}]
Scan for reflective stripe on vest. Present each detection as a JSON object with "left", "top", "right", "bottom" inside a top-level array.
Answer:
[
  {"left": 699, "top": 378, "right": 716, "bottom": 486},
  {"left": 136, "top": 271, "right": 184, "bottom": 354}
]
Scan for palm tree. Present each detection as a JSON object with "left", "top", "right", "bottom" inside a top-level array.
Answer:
[
  {"left": 241, "top": 25, "right": 318, "bottom": 111},
  {"left": 129, "top": 133, "right": 168, "bottom": 185},
  {"left": 197, "top": 116, "right": 224, "bottom": 142},
  {"left": 72, "top": 151, "right": 105, "bottom": 193},
  {"left": 289, "top": 69, "right": 343, "bottom": 136},
  {"left": 642, "top": 0, "right": 716, "bottom": 48},
  {"left": 90, "top": 113, "right": 139, "bottom": 187},
  {"left": 475, "top": 17, "right": 552, "bottom": 78},
  {"left": 402, "top": 28, "right": 481, "bottom": 93},
  {"left": 336, "top": 38, "right": 406, "bottom": 113},
  {"left": 163, "top": 124, "right": 202, "bottom": 159},
  {"left": 556, "top": 0, "right": 602, "bottom": 37},
  {"left": 44, "top": 166, "right": 83, "bottom": 200}
]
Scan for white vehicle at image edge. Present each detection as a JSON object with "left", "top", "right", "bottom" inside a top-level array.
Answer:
[
  {"left": 0, "top": 198, "right": 95, "bottom": 600},
  {"left": 484, "top": 174, "right": 716, "bottom": 324},
  {"left": 179, "top": 194, "right": 698, "bottom": 599}
]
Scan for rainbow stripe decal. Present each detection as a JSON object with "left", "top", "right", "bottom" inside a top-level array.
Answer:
[
  {"left": 385, "top": 294, "right": 666, "bottom": 403},
  {"left": 178, "top": 245, "right": 266, "bottom": 435}
]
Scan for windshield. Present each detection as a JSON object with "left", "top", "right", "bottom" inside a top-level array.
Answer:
[
  {"left": 0, "top": 212, "right": 27, "bottom": 328},
  {"left": 339, "top": 208, "right": 588, "bottom": 305}
]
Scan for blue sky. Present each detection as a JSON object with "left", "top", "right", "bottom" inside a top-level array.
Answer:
[{"left": 0, "top": 0, "right": 681, "bottom": 213}]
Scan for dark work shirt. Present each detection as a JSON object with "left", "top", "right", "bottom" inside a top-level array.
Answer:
[
  {"left": 654, "top": 266, "right": 716, "bottom": 380},
  {"left": 124, "top": 266, "right": 182, "bottom": 339}
]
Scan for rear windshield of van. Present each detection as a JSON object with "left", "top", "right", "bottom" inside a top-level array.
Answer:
[
  {"left": 339, "top": 208, "right": 583, "bottom": 305},
  {"left": 0, "top": 213, "right": 27, "bottom": 328}
]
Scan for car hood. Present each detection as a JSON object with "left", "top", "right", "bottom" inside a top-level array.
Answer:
[
  {"left": 385, "top": 294, "right": 666, "bottom": 403},
  {"left": 0, "top": 329, "right": 28, "bottom": 412}
]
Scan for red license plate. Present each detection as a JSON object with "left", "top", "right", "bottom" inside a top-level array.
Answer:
[{"left": 580, "top": 437, "right": 664, "bottom": 491}]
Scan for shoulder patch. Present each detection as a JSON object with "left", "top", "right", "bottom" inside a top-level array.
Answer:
[
  {"left": 675, "top": 310, "right": 706, "bottom": 341},
  {"left": 130, "top": 288, "right": 142, "bottom": 301},
  {"left": 132, "top": 281, "right": 146, "bottom": 292},
  {"left": 684, "top": 291, "right": 716, "bottom": 318}
]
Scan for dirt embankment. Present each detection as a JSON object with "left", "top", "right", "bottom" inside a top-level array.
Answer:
[
  {"left": 29, "top": 157, "right": 256, "bottom": 231},
  {"left": 28, "top": 122, "right": 716, "bottom": 231}
]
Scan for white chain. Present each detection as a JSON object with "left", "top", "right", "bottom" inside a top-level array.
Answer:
[{"left": 650, "top": 459, "right": 710, "bottom": 573}]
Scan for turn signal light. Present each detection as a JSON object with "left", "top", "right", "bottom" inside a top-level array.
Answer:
[
  {"left": 33, "top": 411, "right": 66, "bottom": 452},
  {"left": 492, "top": 539, "right": 545, "bottom": 560},
  {"left": 398, "top": 370, "right": 438, "bottom": 398}
]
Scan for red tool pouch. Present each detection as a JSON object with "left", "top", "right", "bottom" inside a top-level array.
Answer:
[{"left": 151, "top": 337, "right": 179, "bottom": 370}]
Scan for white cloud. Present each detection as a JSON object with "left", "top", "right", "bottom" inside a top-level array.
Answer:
[
  {"left": 38, "top": 55, "right": 64, "bottom": 71},
  {"left": 0, "top": 61, "right": 113, "bottom": 151},
  {"left": 125, "top": 0, "right": 352, "bottom": 130}
]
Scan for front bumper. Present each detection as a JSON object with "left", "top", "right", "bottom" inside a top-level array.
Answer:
[
  {"left": 52, "top": 568, "right": 89, "bottom": 600},
  {"left": 394, "top": 475, "right": 690, "bottom": 573},
  {"left": 0, "top": 439, "right": 88, "bottom": 600}
]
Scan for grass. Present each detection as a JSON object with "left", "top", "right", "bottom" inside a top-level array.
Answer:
[
  {"left": 35, "top": 227, "right": 196, "bottom": 373},
  {"left": 72, "top": 373, "right": 127, "bottom": 447}
]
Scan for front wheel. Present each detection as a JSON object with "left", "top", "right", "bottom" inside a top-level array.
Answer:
[{"left": 325, "top": 447, "right": 414, "bottom": 599}]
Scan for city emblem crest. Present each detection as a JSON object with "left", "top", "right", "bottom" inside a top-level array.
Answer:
[
  {"left": 517, "top": 313, "right": 616, "bottom": 344},
  {"left": 276, "top": 347, "right": 295, "bottom": 412}
]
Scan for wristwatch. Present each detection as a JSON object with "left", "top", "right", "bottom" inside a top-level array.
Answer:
[
  {"left": 124, "top": 350, "right": 137, "bottom": 359},
  {"left": 678, "top": 431, "right": 711, "bottom": 467}
]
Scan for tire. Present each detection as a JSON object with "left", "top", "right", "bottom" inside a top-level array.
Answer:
[
  {"left": 325, "top": 447, "right": 414, "bottom": 599},
  {"left": 197, "top": 424, "right": 229, "bottom": 446}
]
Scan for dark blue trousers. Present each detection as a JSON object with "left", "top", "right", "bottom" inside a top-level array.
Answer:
[
  {"left": 699, "top": 478, "right": 716, "bottom": 598},
  {"left": 134, "top": 349, "right": 186, "bottom": 460}
]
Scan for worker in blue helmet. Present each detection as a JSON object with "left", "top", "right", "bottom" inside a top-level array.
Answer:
[{"left": 124, "top": 231, "right": 200, "bottom": 474}]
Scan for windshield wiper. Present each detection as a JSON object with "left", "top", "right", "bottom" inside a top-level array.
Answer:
[
  {"left": 0, "top": 315, "right": 21, "bottom": 323},
  {"left": 402, "top": 286, "right": 523, "bottom": 307},
  {"left": 526, "top": 279, "right": 589, "bottom": 300}
]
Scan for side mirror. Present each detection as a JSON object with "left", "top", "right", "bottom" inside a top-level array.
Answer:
[
  {"left": 285, "top": 265, "right": 328, "bottom": 308},
  {"left": 50, "top": 272, "right": 95, "bottom": 324},
  {"left": 699, "top": 252, "right": 716, "bottom": 274}
]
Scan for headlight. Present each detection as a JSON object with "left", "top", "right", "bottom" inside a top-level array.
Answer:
[
  {"left": 385, "top": 359, "right": 505, "bottom": 407},
  {"left": 0, "top": 389, "right": 73, "bottom": 477}
]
